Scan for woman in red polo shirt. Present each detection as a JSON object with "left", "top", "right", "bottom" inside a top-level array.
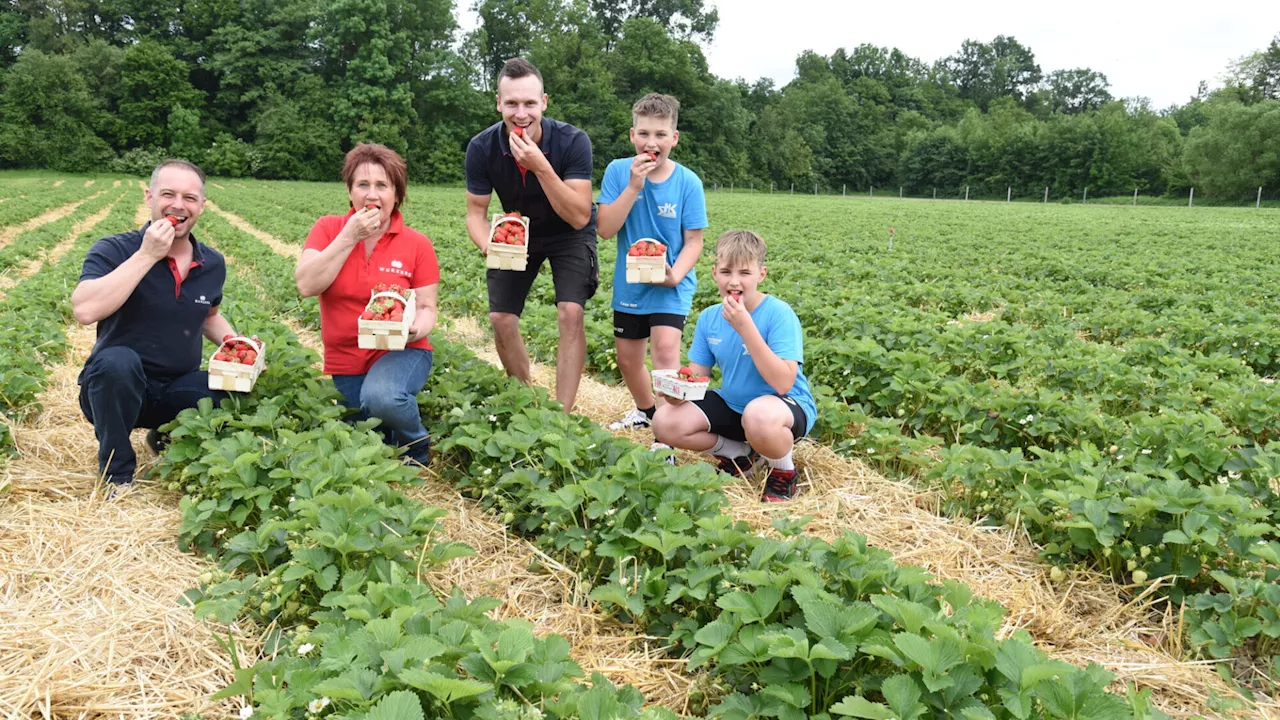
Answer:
[{"left": 295, "top": 143, "right": 439, "bottom": 465}]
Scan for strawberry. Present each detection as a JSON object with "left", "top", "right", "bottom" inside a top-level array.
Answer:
[
  {"left": 166, "top": 215, "right": 180, "bottom": 227},
  {"left": 366, "top": 203, "right": 378, "bottom": 211},
  {"left": 678, "top": 366, "right": 692, "bottom": 378},
  {"left": 646, "top": 152, "right": 658, "bottom": 163},
  {"left": 361, "top": 310, "right": 375, "bottom": 320},
  {"left": 513, "top": 125, "right": 524, "bottom": 138}
]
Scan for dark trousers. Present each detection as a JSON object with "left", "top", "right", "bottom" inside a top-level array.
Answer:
[{"left": 78, "top": 346, "right": 226, "bottom": 483}]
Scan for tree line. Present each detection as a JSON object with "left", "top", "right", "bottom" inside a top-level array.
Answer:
[{"left": 0, "top": 0, "right": 1276, "bottom": 201}]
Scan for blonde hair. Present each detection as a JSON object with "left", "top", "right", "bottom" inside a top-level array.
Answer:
[
  {"left": 714, "top": 230, "right": 767, "bottom": 268},
  {"left": 632, "top": 93, "right": 680, "bottom": 128}
]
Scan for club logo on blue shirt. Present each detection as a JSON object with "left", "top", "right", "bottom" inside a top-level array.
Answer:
[
  {"left": 656, "top": 202, "right": 678, "bottom": 218},
  {"left": 195, "top": 294, "right": 211, "bottom": 305}
]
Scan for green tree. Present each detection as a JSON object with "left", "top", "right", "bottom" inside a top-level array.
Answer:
[
  {"left": 1183, "top": 99, "right": 1280, "bottom": 199},
  {"left": 168, "top": 105, "right": 208, "bottom": 164},
  {"left": 1041, "top": 68, "right": 1112, "bottom": 114},
  {"left": 117, "top": 39, "right": 204, "bottom": 149},
  {"left": 251, "top": 95, "right": 344, "bottom": 180},
  {"left": 0, "top": 50, "right": 113, "bottom": 171}
]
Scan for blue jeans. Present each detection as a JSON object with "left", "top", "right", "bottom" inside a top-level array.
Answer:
[
  {"left": 332, "top": 348, "right": 433, "bottom": 463},
  {"left": 79, "top": 346, "right": 228, "bottom": 484}
]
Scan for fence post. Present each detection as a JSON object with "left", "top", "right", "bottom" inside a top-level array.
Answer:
[
  {"left": 770, "top": 182, "right": 774, "bottom": 193},
  {"left": 1133, "top": 188, "right": 1138, "bottom": 206},
  {"left": 965, "top": 186, "right": 969, "bottom": 201},
  {"left": 790, "top": 183, "right": 794, "bottom": 195},
  {"left": 1082, "top": 187, "right": 1087, "bottom": 204},
  {"left": 1044, "top": 186, "right": 1048, "bottom": 203},
  {"left": 900, "top": 186, "right": 903, "bottom": 199},
  {"left": 1007, "top": 187, "right": 1011, "bottom": 202},
  {"left": 870, "top": 186, "right": 873, "bottom": 197},
  {"left": 1189, "top": 187, "right": 1194, "bottom": 207},
  {"left": 842, "top": 184, "right": 846, "bottom": 197},
  {"left": 814, "top": 183, "right": 818, "bottom": 195},
  {"left": 933, "top": 187, "right": 937, "bottom": 200},
  {"left": 1259, "top": 186, "right": 1264, "bottom": 209}
]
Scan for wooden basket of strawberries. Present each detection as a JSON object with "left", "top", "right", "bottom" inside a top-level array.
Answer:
[
  {"left": 625, "top": 239, "right": 667, "bottom": 284},
  {"left": 652, "top": 365, "right": 710, "bottom": 401},
  {"left": 487, "top": 212, "right": 529, "bottom": 271},
  {"left": 357, "top": 283, "right": 416, "bottom": 350},
  {"left": 208, "top": 334, "right": 266, "bottom": 392}
]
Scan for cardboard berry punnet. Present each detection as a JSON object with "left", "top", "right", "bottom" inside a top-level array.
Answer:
[
  {"left": 357, "top": 283, "right": 417, "bottom": 350},
  {"left": 208, "top": 335, "right": 266, "bottom": 392},
  {"left": 652, "top": 365, "right": 710, "bottom": 401},
  {"left": 625, "top": 238, "right": 667, "bottom": 284},
  {"left": 487, "top": 212, "right": 530, "bottom": 271}
]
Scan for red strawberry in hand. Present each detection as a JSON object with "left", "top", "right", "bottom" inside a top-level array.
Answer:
[
  {"left": 166, "top": 215, "right": 180, "bottom": 227},
  {"left": 366, "top": 203, "right": 378, "bottom": 211},
  {"left": 646, "top": 152, "right": 658, "bottom": 163},
  {"left": 513, "top": 125, "right": 524, "bottom": 138}
]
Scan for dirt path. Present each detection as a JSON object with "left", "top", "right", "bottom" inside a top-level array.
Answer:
[
  {"left": 0, "top": 190, "right": 109, "bottom": 254},
  {"left": 83, "top": 180, "right": 95, "bottom": 188},
  {"left": 51, "top": 180, "right": 64, "bottom": 188}
]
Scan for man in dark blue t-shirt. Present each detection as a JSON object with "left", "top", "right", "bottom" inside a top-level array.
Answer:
[
  {"left": 465, "top": 57, "right": 597, "bottom": 412},
  {"left": 71, "top": 160, "right": 238, "bottom": 495}
]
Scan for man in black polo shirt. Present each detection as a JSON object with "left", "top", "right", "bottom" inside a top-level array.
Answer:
[
  {"left": 465, "top": 57, "right": 597, "bottom": 411},
  {"left": 71, "top": 160, "right": 237, "bottom": 496}
]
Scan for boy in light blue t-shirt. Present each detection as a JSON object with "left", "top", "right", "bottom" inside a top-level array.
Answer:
[
  {"left": 653, "top": 230, "right": 817, "bottom": 502},
  {"left": 596, "top": 93, "right": 707, "bottom": 433}
]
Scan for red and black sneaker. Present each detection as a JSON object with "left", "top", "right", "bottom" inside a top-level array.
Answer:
[
  {"left": 714, "top": 453, "right": 758, "bottom": 479},
  {"left": 761, "top": 468, "right": 798, "bottom": 502}
]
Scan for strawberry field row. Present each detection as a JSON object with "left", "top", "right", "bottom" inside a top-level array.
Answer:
[
  {"left": 0, "top": 181, "right": 107, "bottom": 241},
  {"left": 179, "top": 190, "right": 1167, "bottom": 719},
  {"left": 0, "top": 187, "right": 123, "bottom": 274},
  {"left": 202, "top": 185, "right": 1280, "bottom": 681},
  {"left": 0, "top": 188, "right": 132, "bottom": 460}
]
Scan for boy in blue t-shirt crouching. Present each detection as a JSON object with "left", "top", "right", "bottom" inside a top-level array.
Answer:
[
  {"left": 596, "top": 93, "right": 707, "bottom": 433},
  {"left": 652, "top": 230, "right": 817, "bottom": 502}
]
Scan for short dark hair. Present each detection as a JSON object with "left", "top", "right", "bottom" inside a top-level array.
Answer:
[
  {"left": 498, "top": 57, "right": 543, "bottom": 88},
  {"left": 150, "top": 160, "right": 205, "bottom": 193},
  {"left": 341, "top": 143, "right": 408, "bottom": 208}
]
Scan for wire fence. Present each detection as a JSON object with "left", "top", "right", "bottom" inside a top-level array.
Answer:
[{"left": 701, "top": 181, "right": 1280, "bottom": 209}]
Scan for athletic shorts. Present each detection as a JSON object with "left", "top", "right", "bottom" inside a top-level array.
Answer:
[
  {"left": 487, "top": 232, "right": 598, "bottom": 316},
  {"left": 613, "top": 311, "right": 686, "bottom": 340},
  {"left": 690, "top": 390, "right": 809, "bottom": 443}
]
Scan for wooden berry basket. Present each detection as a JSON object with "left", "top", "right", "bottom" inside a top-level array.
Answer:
[
  {"left": 486, "top": 213, "right": 530, "bottom": 271},
  {"left": 208, "top": 336, "right": 266, "bottom": 393},
  {"left": 626, "top": 255, "right": 666, "bottom": 284},
  {"left": 357, "top": 288, "right": 417, "bottom": 350},
  {"left": 652, "top": 368, "right": 709, "bottom": 401}
]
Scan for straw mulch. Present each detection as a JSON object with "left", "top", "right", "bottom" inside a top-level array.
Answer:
[
  {"left": 0, "top": 321, "right": 256, "bottom": 719},
  {"left": 442, "top": 315, "right": 1278, "bottom": 720},
  {"left": 205, "top": 202, "right": 300, "bottom": 258},
  {"left": 0, "top": 190, "right": 109, "bottom": 254}
]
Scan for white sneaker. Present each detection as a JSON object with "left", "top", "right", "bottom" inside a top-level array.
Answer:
[
  {"left": 650, "top": 442, "right": 676, "bottom": 465},
  {"left": 608, "top": 408, "right": 652, "bottom": 430}
]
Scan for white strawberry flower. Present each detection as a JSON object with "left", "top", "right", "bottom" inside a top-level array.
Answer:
[
  {"left": 297, "top": 643, "right": 314, "bottom": 655},
  {"left": 308, "top": 697, "right": 331, "bottom": 713},
  {"left": 488, "top": 414, "right": 498, "bottom": 422},
  {"left": 239, "top": 706, "right": 254, "bottom": 719}
]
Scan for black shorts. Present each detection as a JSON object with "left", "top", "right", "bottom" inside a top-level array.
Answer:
[
  {"left": 488, "top": 232, "right": 598, "bottom": 316},
  {"left": 613, "top": 311, "right": 686, "bottom": 340},
  {"left": 691, "top": 390, "right": 809, "bottom": 444}
]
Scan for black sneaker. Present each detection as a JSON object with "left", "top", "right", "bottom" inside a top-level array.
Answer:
[
  {"left": 761, "top": 468, "right": 798, "bottom": 502},
  {"left": 106, "top": 480, "right": 137, "bottom": 500},
  {"left": 145, "top": 429, "right": 168, "bottom": 455},
  {"left": 714, "top": 453, "right": 758, "bottom": 479}
]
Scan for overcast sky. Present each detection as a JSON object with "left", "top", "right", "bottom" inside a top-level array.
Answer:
[{"left": 458, "top": 1, "right": 1280, "bottom": 109}]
